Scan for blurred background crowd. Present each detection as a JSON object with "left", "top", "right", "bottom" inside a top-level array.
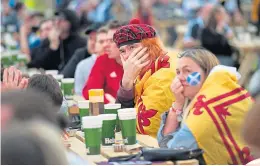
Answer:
[{"left": 1, "top": 0, "right": 260, "bottom": 165}]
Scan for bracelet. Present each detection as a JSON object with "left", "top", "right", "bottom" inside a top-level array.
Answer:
[
  {"left": 171, "top": 103, "right": 183, "bottom": 115},
  {"left": 170, "top": 103, "right": 183, "bottom": 122}
]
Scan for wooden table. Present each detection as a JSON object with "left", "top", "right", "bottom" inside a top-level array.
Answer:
[
  {"left": 69, "top": 131, "right": 199, "bottom": 165},
  {"left": 232, "top": 39, "right": 260, "bottom": 86}
]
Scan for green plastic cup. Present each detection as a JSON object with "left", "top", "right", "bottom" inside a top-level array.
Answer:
[
  {"left": 118, "top": 108, "right": 137, "bottom": 145},
  {"left": 61, "top": 78, "right": 75, "bottom": 99},
  {"left": 17, "top": 54, "right": 28, "bottom": 66},
  {"left": 78, "top": 100, "right": 90, "bottom": 125},
  {"left": 82, "top": 116, "right": 102, "bottom": 155},
  {"left": 104, "top": 104, "right": 121, "bottom": 132},
  {"left": 1, "top": 55, "right": 11, "bottom": 67},
  {"left": 53, "top": 74, "right": 64, "bottom": 83},
  {"left": 98, "top": 114, "right": 117, "bottom": 146}
]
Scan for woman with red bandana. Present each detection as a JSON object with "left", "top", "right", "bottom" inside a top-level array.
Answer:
[{"left": 113, "top": 19, "right": 176, "bottom": 138}]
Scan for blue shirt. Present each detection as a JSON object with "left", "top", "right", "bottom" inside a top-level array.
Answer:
[
  {"left": 87, "top": 0, "right": 113, "bottom": 23},
  {"left": 224, "top": 0, "right": 238, "bottom": 14},
  {"left": 184, "top": 17, "right": 204, "bottom": 41},
  {"left": 28, "top": 33, "right": 41, "bottom": 49},
  {"left": 157, "top": 112, "right": 199, "bottom": 149},
  {"left": 74, "top": 54, "right": 97, "bottom": 96},
  {"left": 182, "top": 0, "right": 218, "bottom": 19}
]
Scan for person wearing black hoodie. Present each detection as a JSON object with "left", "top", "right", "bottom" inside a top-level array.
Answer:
[
  {"left": 27, "top": 9, "right": 86, "bottom": 71},
  {"left": 60, "top": 23, "right": 102, "bottom": 78}
]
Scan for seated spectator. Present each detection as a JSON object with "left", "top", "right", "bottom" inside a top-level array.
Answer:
[
  {"left": 200, "top": 5, "right": 235, "bottom": 66},
  {"left": 74, "top": 24, "right": 108, "bottom": 95},
  {"left": 27, "top": 9, "right": 86, "bottom": 71},
  {"left": 82, "top": 20, "right": 125, "bottom": 103},
  {"left": 1, "top": 0, "right": 19, "bottom": 32},
  {"left": 221, "top": 0, "right": 244, "bottom": 25},
  {"left": 61, "top": 23, "right": 102, "bottom": 78},
  {"left": 27, "top": 74, "right": 67, "bottom": 114},
  {"left": 114, "top": 19, "right": 176, "bottom": 137},
  {"left": 1, "top": 89, "right": 87, "bottom": 165},
  {"left": 1, "top": 120, "right": 69, "bottom": 165},
  {"left": 183, "top": 3, "right": 214, "bottom": 48},
  {"left": 30, "top": 19, "right": 54, "bottom": 61},
  {"left": 20, "top": 12, "right": 44, "bottom": 56},
  {"left": 158, "top": 48, "right": 253, "bottom": 165},
  {"left": 1, "top": 90, "right": 60, "bottom": 129}
]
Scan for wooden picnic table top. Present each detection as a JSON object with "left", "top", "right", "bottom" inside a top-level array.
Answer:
[{"left": 69, "top": 131, "right": 199, "bottom": 165}]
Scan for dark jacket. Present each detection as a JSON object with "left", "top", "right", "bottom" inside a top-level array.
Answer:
[
  {"left": 60, "top": 47, "right": 91, "bottom": 78},
  {"left": 27, "top": 9, "right": 86, "bottom": 70},
  {"left": 201, "top": 28, "right": 233, "bottom": 56}
]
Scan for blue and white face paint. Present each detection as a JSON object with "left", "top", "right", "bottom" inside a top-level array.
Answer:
[{"left": 186, "top": 72, "right": 201, "bottom": 86}]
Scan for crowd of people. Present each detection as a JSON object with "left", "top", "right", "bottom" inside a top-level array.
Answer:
[{"left": 1, "top": 0, "right": 260, "bottom": 165}]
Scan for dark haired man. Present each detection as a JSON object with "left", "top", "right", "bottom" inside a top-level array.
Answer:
[{"left": 82, "top": 20, "right": 125, "bottom": 103}]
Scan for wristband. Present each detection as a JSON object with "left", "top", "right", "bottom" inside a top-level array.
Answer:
[{"left": 171, "top": 103, "right": 183, "bottom": 122}]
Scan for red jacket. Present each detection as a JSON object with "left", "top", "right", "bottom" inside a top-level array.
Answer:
[{"left": 82, "top": 54, "right": 123, "bottom": 104}]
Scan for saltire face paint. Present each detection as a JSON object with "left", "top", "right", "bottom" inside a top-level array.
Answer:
[{"left": 187, "top": 72, "right": 201, "bottom": 86}]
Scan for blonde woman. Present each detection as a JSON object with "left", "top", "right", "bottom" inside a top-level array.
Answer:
[{"left": 158, "top": 48, "right": 253, "bottom": 165}]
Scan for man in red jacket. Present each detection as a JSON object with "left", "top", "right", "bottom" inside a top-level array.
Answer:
[{"left": 82, "top": 21, "right": 125, "bottom": 103}]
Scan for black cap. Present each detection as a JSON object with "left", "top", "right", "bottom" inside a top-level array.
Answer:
[{"left": 85, "top": 23, "right": 103, "bottom": 35}]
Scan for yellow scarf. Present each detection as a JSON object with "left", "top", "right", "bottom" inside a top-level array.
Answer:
[
  {"left": 185, "top": 68, "right": 254, "bottom": 165},
  {"left": 134, "top": 53, "right": 177, "bottom": 138}
]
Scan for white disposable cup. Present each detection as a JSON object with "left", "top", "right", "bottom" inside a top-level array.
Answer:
[
  {"left": 78, "top": 100, "right": 90, "bottom": 109},
  {"left": 53, "top": 74, "right": 64, "bottom": 80},
  {"left": 61, "top": 78, "right": 75, "bottom": 83},
  {"left": 117, "top": 108, "right": 136, "bottom": 115},
  {"left": 105, "top": 103, "right": 121, "bottom": 109},
  {"left": 98, "top": 114, "right": 117, "bottom": 120},
  {"left": 118, "top": 113, "right": 136, "bottom": 120},
  {"left": 82, "top": 116, "right": 102, "bottom": 129},
  {"left": 45, "top": 70, "right": 59, "bottom": 75}
]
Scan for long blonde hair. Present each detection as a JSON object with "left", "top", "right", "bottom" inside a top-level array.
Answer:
[{"left": 178, "top": 48, "right": 220, "bottom": 123}]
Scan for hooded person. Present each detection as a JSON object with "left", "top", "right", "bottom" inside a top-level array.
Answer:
[
  {"left": 27, "top": 9, "right": 86, "bottom": 71},
  {"left": 60, "top": 23, "right": 103, "bottom": 78},
  {"left": 114, "top": 18, "right": 176, "bottom": 137}
]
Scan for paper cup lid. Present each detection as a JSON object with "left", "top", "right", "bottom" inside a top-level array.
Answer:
[
  {"left": 82, "top": 116, "right": 102, "bottom": 128},
  {"left": 62, "top": 78, "right": 75, "bottom": 83},
  {"left": 78, "top": 100, "right": 90, "bottom": 108},
  {"left": 105, "top": 103, "right": 121, "bottom": 109},
  {"left": 98, "top": 114, "right": 117, "bottom": 120},
  {"left": 117, "top": 108, "right": 136, "bottom": 114}
]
